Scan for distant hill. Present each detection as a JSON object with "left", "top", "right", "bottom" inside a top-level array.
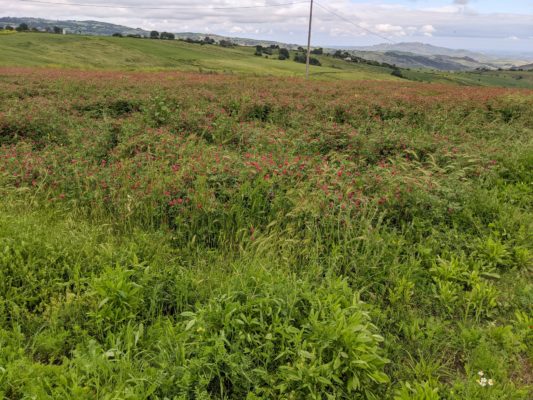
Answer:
[
  {"left": 0, "top": 17, "right": 299, "bottom": 48},
  {"left": 342, "top": 50, "right": 504, "bottom": 71},
  {"left": 517, "top": 63, "right": 533, "bottom": 70},
  {"left": 173, "top": 32, "right": 300, "bottom": 49},
  {"left": 0, "top": 17, "right": 526, "bottom": 71},
  {"left": 0, "top": 17, "right": 149, "bottom": 36},
  {"left": 351, "top": 42, "right": 492, "bottom": 61},
  {"left": 337, "top": 42, "right": 528, "bottom": 71}
]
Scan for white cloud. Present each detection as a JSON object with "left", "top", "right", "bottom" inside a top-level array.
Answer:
[
  {"left": 0, "top": 0, "right": 532, "bottom": 51},
  {"left": 420, "top": 24, "right": 436, "bottom": 37},
  {"left": 374, "top": 24, "right": 405, "bottom": 36}
]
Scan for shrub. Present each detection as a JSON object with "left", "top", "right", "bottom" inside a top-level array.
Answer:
[
  {"left": 171, "top": 276, "right": 389, "bottom": 399},
  {"left": 294, "top": 53, "right": 321, "bottom": 66}
]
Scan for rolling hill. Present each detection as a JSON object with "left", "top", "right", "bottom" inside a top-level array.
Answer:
[
  {"left": 2, "top": 17, "right": 528, "bottom": 72},
  {"left": 0, "top": 31, "right": 398, "bottom": 81},
  {"left": 516, "top": 63, "right": 533, "bottom": 70},
  {"left": 0, "top": 16, "right": 149, "bottom": 37},
  {"left": 351, "top": 42, "right": 490, "bottom": 60},
  {"left": 0, "top": 17, "right": 299, "bottom": 48},
  {"left": 0, "top": 31, "right": 532, "bottom": 88}
]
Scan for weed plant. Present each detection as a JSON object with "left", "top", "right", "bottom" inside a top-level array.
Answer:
[{"left": 0, "top": 69, "right": 532, "bottom": 399}]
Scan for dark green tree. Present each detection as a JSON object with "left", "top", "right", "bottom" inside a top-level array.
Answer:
[
  {"left": 391, "top": 68, "right": 404, "bottom": 78},
  {"left": 150, "top": 30, "right": 160, "bottom": 39},
  {"left": 53, "top": 26, "right": 62, "bottom": 34},
  {"left": 294, "top": 53, "right": 321, "bottom": 66},
  {"left": 279, "top": 48, "right": 290, "bottom": 60},
  {"left": 160, "top": 32, "right": 175, "bottom": 40},
  {"left": 219, "top": 40, "right": 234, "bottom": 48},
  {"left": 16, "top": 23, "right": 29, "bottom": 32}
]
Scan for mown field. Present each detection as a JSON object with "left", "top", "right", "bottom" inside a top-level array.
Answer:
[{"left": 0, "top": 66, "right": 532, "bottom": 400}]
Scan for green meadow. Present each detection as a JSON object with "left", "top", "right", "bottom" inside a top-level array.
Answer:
[
  {"left": 0, "top": 32, "right": 397, "bottom": 80},
  {"left": 0, "top": 32, "right": 532, "bottom": 399},
  {"left": 1, "top": 32, "right": 532, "bottom": 87}
]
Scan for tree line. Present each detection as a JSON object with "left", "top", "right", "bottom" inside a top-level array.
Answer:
[{"left": 0, "top": 23, "right": 63, "bottom": 34}]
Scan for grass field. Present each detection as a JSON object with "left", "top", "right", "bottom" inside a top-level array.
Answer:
[
  {"left": 1, "top": 32, "right": 533, "bottom": 88},
  {"left": 0, "top": 32, "right": 398, "bottom": 81},
  {"left": 0, "top": 66, "right": 532, "bottom": 399}
]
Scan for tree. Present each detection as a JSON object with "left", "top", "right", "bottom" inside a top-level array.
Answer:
[
  {"left": 112, "top": 32, "right": 123, "bottom": 37},
  {"left": 219, "top": 39, "right": 234, "bottom": 48},
  {"left": 391, "top": 68, "right": 404, "bottom": 78},
  {"left": 16, "top": 23, "right": 29, "bottom": 32},
  {"left": 294, "top": 53, "right": 321, "bottom": 66},
  {"left": 160, "top": 32, "right": 175, "bottom": 40},
  {"left": 311, "top": 47, "right": 323, "bottom": 55},
  {"left": 53, "top": 26, "right": 62, "bottom": 34},
  {"left": 279, "top": 48, "right": 290, "bottom": 60},
  {"left": 5, "top": 26, "right": 14, "bottom": 31},
  {"left": 150, "top": 30, "right": 160, "bottom": 39},
  {"left": 0, "top": 26, "right": 4, "bottom": 31},
  {"left": 255, "top": 45, "right": 263, "bottom": 56}
]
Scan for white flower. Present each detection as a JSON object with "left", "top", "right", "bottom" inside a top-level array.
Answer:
[
  {"left": 488, "top": 379, "right": 494, "bottom": 386},
  {"left": 477, "top": 377, "right": 488, "bottom": 387},
  {"left": 478, "top": 371, "right": 484, "bottom": 377}
]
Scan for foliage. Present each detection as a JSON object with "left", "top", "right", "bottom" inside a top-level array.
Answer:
[
  {"left": 0, "top": 68, "right": 532, "bottom": 399},
  {"left": 294, "top": 53, "right": 322, "bottom": 66}
]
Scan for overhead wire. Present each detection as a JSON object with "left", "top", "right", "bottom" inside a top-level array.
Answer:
[
  {"left": 18, "top": 0, "right": 309, "bottom": 11},
  {"left": 18, "top": 0, "right": 396, "bottom": 45},
  {"left": 314, "top": 0, "right": 396, "bottom": 44}
]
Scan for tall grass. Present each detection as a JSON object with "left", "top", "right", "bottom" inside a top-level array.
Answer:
[{"left": 0, "top": 68, "right": 532, "bottom": 399}]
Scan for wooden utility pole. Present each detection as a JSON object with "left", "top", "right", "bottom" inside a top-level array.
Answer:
[{"left": 306, "top": 0, "right": 314, "bottom": 79}]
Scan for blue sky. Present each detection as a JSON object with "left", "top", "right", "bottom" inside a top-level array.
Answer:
[{"left": 1, "top": 0, "right": 532, "bottom": 56}]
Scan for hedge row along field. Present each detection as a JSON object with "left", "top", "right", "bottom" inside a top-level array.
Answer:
[{"left": 0, "top": 68, "right": 532, "bottom": 399}]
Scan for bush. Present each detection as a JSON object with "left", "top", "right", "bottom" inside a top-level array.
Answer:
[
  {"left": 294, "top": 53, "right": 321, "bottom": 66},
  {"left": 160, "top": 32, "right": 175, "bottom": 40},
  {"left": 171, "top": 275, "right": 389, "bottom": 399},
  {"left": 391, "top": 68, "right": 404, "bottom": 78}
]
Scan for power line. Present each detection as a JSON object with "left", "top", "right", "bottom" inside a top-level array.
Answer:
[
  {"left": 19, "top": 0, "right": 309, "bottom": 11},
  {"left": 314, "top": 0, "right": 396, "bottom": 44}
]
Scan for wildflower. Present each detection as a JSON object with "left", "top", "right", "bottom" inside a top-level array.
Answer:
[
  {"left": 168, "top": 198, "right": 183, "bottom": 207},
  {"left": 488, "top": 379, "right": 494, "bottom": 386},
  {"left": 478, "top": 371, "right": 484, "bottom": 377}
]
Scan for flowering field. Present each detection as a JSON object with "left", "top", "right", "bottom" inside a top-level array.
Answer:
[{"left": 0, "top": 68, "right": 532, "bottom": 399}]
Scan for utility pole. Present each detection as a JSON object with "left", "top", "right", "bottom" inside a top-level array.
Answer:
[{"left": 306, "top": 0, "right": 314, "bottom": 79}]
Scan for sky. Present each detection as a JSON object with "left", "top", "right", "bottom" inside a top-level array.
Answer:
[{"left": 1, "top": 0, "right": 533, "bottom": 55}]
